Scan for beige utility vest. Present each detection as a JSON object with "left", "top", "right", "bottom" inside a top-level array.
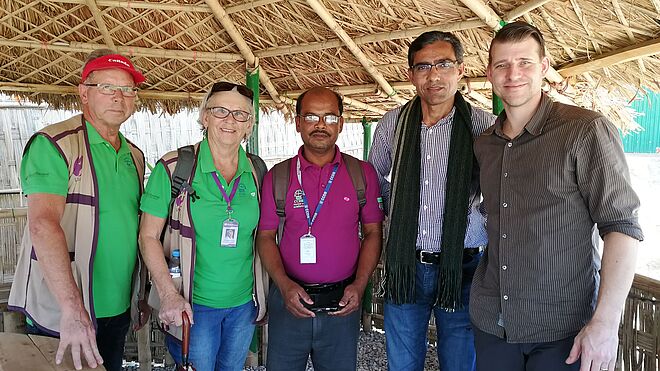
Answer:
[
  {"left": 150, "top": 143, "right": 268, "bottom": 340},
  {"left": 8, "top": 114, "right": 147, "bottom": 335}
]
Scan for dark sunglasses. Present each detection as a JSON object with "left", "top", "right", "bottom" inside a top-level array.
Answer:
[{"left": 210, "top": 81, "right": 254, "bottom": 102}]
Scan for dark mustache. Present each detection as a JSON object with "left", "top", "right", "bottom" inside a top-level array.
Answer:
[{"left": 310, "top": 130, "right": 330, "bottom": 136}]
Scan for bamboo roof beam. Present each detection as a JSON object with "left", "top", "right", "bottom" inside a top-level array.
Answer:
[
  {"left": 611, "top": 0, "right": 646, "bottom": 74},
  {"left": 504, "top": 0, "right": 554, "bottom": 22},
  {"left": 0, "top": 38, "right": 243, "bottom": 63},
  {"left": 49, "top": 0, "right": 283, "bottom": 14},
  {"left": 651, "top": 0, "right": 660, "bottom": 13},
  {"left": 84, "top": 0, "right": 115, "bottom": 49},
  {"left": 538, "top": 8, "right": 597, "bottom": 86},
  {"left": 457, "top": 0, "right": 503, "bottom": 30},
  {"left": 280, "top": 78, "right": 491, "bottom": 97},
  {"left": 558, "top": 37, "right": 660, "bottom": 77},
  {"left": 204, "top": 0, "right": 284, "bottom": 105},
  {"left": 304, "top": 0, "right": 404, "bottom": 104},
  {"left": 255, "top": 20, "right": 485, "bottom": 58},
  {"left": 457, "top": 0, "right": 565, "bottom": 84}
]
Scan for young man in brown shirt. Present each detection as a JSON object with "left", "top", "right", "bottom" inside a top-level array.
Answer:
[{"left": 470, "top": 22, "right": 643, "bottom": 371}]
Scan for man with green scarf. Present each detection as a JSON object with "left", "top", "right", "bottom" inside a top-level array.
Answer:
[{"left": 369, "top": 31, "right": 495, "bottom": 371}]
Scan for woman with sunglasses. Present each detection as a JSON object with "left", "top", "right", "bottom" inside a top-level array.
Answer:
[{"left": 138, "top": 81, "right": 268, "bottom": 371}]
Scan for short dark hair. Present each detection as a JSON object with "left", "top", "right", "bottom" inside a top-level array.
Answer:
[
  {"left": 408, "top": 31, "right": 464, "bottom": 67},
  {"left": 489, "top": 21, "right": 546, "bottom": 63},
  {"left": 296, "top": 88, "right": 344, "bottom": 116}
]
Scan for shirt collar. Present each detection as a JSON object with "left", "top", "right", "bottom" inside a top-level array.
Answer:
[
  {"left": 199, "top": 138, "right": 252, "bottom": 175},
  {"left": 296, "top": 145, "right": 342, "bottom": 170},
  {"left": 85, "top": 120, "right": 129, "bottom": 155},
  {"left": 486, "top": 93, "right": 554, "bottom": 138}
]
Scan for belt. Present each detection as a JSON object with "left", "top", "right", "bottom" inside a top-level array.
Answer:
[
  {"left": 294, "top": 275, "right": 355, "bottom": 294},
  {"left": 416, "top": 246, "right": 486, "bottom": 265}
]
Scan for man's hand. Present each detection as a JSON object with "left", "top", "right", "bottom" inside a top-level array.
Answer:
[
  {"left": 158, "top": 291, "right": 193, "bottom": 328},
  {"left": 565, "top": 319, "right": 618, "bottom": 371},
  {"left": 280, "top": 280, "right": 315, "bottom": 318},
  {"left": 330, "top": 282, "right": 364, "bottom": 316},
  {"left": 56, "top": 306, "right": 103, "bottom": 370}
]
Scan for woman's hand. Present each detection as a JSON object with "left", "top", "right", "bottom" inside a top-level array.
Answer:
[{"left": 158, "top": 291, "right": 194, "bottom": 327}]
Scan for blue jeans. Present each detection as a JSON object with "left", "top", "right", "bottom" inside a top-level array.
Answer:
[
  {"left": 266, "top": 284, "right": 360, "bottom": 371},
  {"left": 165, "top": 301, "right": 256, "bottom": 371},
  {"left": 384, "top": 252, "right": 481, "bottom": 371}
]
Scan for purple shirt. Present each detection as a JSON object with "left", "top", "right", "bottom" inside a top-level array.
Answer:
[{"left": 259, "top": 146, "right": 384, "bottom": 283}]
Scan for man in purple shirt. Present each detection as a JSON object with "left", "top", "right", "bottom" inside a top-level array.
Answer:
[{"left": 257, "top": 87, "right": 384, "bottom": 371}]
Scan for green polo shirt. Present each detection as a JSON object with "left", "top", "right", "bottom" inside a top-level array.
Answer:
[
  {"left": 20, "top": 122, "right": 140, "bottom": 318},
  {"left": 140, "top": 139, "right": 258, "bottom": 308}
]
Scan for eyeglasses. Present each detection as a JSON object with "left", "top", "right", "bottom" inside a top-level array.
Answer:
[
  {"left": 83, "top": 83, "right": 138, "bottom": 97},
  {"left": 298, "top": 114, "right": 341, "bottom": 125},
  {"left": 411, "top": 60, "right": 459, "bottom": 74},
  {"left": 207, "top": 106, "right": 252, "bottom": 122},
  {"left": 210, "top": 81, "right": 254, "bottom": 102}
]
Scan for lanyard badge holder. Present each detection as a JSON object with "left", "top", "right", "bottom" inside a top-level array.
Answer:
[
  {"left": 212, "top": 172, "right": 241, "bottom": 248},
  {"left": 297, "top": 159, "right": 338, "bottom": 264}
]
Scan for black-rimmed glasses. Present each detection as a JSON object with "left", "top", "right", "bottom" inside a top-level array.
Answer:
[
  {"left": 210, "top": 81, "right": 254, "bottom": 102},
  {"left": 411, "top": 60, "right": 459, "bottom": 74},
  {"left": 82, "top": 83, "right": 138, "bottom": 97},
  {"left": 207, "top": 106, "right": 252, "bottom": 122},
  {"left": 298, "top": 114, "right": 341, "bottom": 125}
]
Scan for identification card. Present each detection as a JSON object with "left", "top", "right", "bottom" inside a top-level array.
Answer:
[
  {"left": 221, "top": 219, "right": 239, "bottom": 247},
  {"left": 299, "top": 234, "right": 317, "bottom": 264}
]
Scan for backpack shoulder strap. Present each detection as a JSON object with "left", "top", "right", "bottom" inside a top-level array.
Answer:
[
  {"left": 272, "top": 159, "right": 292, "bottom": 218},
  {"left": 341, "top": 153, "right": 367, "bottom": 210},
  {"left": 246, "top": 152, "right": 267, "bottom": 187},
  {"left": 170, "top": 145, "right": 195, "bottom": 199},
  {"left": 272, "top": 159, "right": 292, "bottom": 243}
]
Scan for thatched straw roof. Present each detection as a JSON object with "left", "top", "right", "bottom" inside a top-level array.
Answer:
[{"left": 1, "top": 0, "right": 659, "bottom": 129}]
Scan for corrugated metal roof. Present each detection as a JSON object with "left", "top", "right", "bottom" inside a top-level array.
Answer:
[{"left": 623, "top": 92, "right": 660, "bottom": 154}]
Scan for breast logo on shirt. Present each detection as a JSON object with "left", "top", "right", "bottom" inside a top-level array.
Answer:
[
  {"left": 72, "top": 156, "right": 83, "bottom": 181},
  {"left": 292, "top": 189, "right": 304, "bottom": 209},
  {"left": 122, "top": 156, "right": 134, "bottom": 168}
]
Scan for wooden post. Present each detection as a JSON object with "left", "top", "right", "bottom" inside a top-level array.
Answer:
[{"left": 136, "top": 324, "right": 152, "bottom": 371}]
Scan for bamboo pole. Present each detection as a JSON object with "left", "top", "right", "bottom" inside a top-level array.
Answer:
[
  {"left": 84, "top": 0, "right": 116, "bottom": 49},
  {"left": 255, "top": 20, "right": 485, "bottom": 58},
  {"left": 0, "top": 82, "right": 387, "bottom": 114},
  {"left": 204, "top": 0, "right": 285, "bottom": 105},
  {"left": 305, "top": 0, "right": 404, "bottom": 104},
  {"left": 0, "top": 38, "right": 243, "bottom": 63},
  {"left": 0, "top": 208, "right": 28, "bottom": 218},
  {"left": 558, "top": 37, "right": 660, "bottom": 77},
  {"left": 49, "top": 0, "right": 283, "bottom": 14},
  {"left": 504, "top": 0, "right": 554, "bottom": 22}
]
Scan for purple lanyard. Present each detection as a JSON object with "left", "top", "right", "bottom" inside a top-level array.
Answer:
[{"left": 211, "top": 172, "right": 241, "bottom": 215}]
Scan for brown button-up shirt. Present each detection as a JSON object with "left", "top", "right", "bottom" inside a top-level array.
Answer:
[{"left": 469, "top": 93, "right": 643, "bottom": 343}]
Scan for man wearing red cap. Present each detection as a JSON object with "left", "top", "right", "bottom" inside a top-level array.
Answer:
[{"left": 9, "top": 49, "right": 148, "bottom": 371}]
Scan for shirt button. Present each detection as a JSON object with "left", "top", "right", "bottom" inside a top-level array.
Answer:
[
  {"left": 422, "top": 230, "right": 427, "bottom": 235},
  {"left": 502, "top": 202, "right": 508, "bottom": 208},
  {"left": 502, "top": 233, "right": 507, "bottom": 239},
  {"left": 502, "top": 265, "right": 507, "bottom": 270},
  {"left": 503, "top": 295, "right": 509, "bottom": 300},
  {"left": 507, "top": 142, "right": 513, "bottom": 147},
  {"left": 504, "top": 172, "right": 508, "bottom": 177},
  {"left": 423, "top": 205, "right": 428, "bottom": 210},
  {"left": 426, "top": 155, "right": 431, "bottom": 160},
  {"left": 424, "top": 180, "right": 429, "bottom": 185}
]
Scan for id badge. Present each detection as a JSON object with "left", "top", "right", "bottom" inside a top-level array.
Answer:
[
  {"left": 299, "top": 234, "right": 317, "bottom": 264},
  {"left": 221, "top": 219, "right": 239, "bottom": 247}
]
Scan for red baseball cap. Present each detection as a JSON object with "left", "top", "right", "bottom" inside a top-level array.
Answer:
[{"left": 81, "top": 54, "right": 146, "bottom": 84}]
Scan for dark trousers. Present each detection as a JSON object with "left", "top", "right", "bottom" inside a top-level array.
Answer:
[
  {"left": 474, "top": 327, "right": 580, "bottom": 371},
  {"left": 26, "top": 310, "right": 131, "bottom": 371}
]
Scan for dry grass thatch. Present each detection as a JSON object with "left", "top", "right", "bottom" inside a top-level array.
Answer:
[{"left": 0, "top": 0, "right": 659, "bottom": 129}]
